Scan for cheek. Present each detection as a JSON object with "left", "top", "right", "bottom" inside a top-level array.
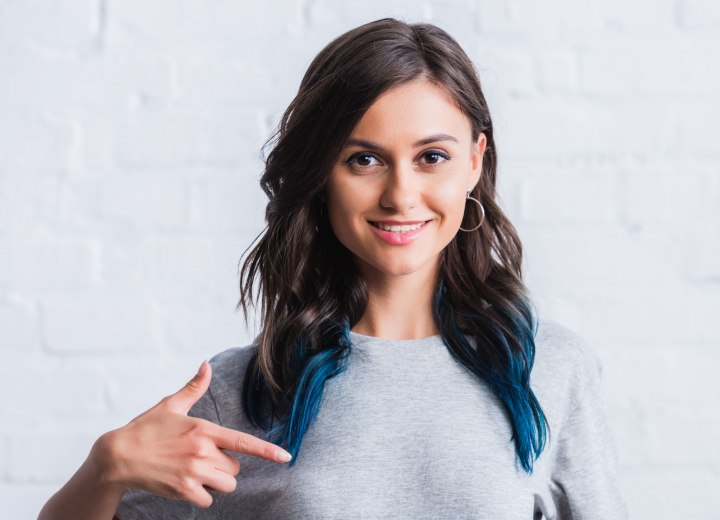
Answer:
[
  {"left": 432, "top": 187, "right": 466, "bottom": 224},
  {"left": 326, "top": 178, "right": 364, "bottom": 234}
]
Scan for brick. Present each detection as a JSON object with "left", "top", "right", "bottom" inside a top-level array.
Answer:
[
  {"left": 0, "top": 362, "right": 105, "bottom": 420},
  {"left": 99, "top": 176, "right": 187, "bottom": 230},
  {"left": 41, "top": 291, "right": 160, "bottom": 354},
  {"left": 620, "top": 467, "right": 720, "bottom": 518},
  {"left": 0, "top": 434, "right": 7, "bottom": 479},
  {"left": 0, "top": 178, "right": 62, "bottom": 238},
  {"left": 560, "top": 0, "right": 676, "bottom": 43},
  {"left": 677, "top": 98, "right": 720, "bottom": 157},
  {"left": 7, "top": 431, "right": 98, "bottom": 484},
  {"left": 175, "top": 52, "right": 281, "bottom": 110},
  {"left": 0, "top": 52, "right": 172, "bottom": 116},
  {"left": 307, "top": 0, "right": 427, "bottom": 34},
  {"left": 604, "top": 403, "right": 654, "bottom": 469},
  {"left": 645, "top": 406, "right": 720, "bottom": 466},
  {"left": 535, "top": 49, "right": 579, "bottom": 93},
  {"left": 594, "top": 347, "right": 673, "bottom": 410},
  {"left": 0, "top": 238, "right": 97, "bottom": 294},
  {"left": 96, "top": 236, "right": 152, "bottom": 291},
  {"left": 144, "top": 237, "right": 243, "bottom": 304},
  {"left": 522, "top": 225, "right": 677, "bottom": 294},
  {"left": 155, "top": 299, "right": 243, "bottom": 354},
  {"left": 684, "top": 222, "right": 720, "bottom": 281},
  {"left": 105, "top": 355, "right": 217, "bottom": 417},
  {"left": 619, "top": 166, "right": 719, "bottom": 228},
  {"left": 474, "top": 46, "right": 537, "bottom": 96},
  {"left": 406, "top": 0, "right": 479, "bottom": 34},
  {"left": 518, "top": 171, "right": 617, "bottom": 223},
  {"left": 578, "top": 41, "right": 720, "bottom": 96},
  {"left": 113, "top": 109, "right": 258, "bottom": 169},
  {"left": 107, "top": 0, "right": 306, "bottom": 47},
  {"left": 0, "top": 299, "right": 38, "bottom": 352},
  {"left": 476, "top": 0, "right": 563, "bottom": 42},
  {"left": 678, "top": 0, "right": 720, "bottom": 30},
  {"left": 578, "top": 286, "right": 720, "bottom": 345},
  {"left": 188, "top": 176, "right": 264, "bottom": 235},
  {"left": 53, "top": 179, "right": 106, "bottom": 232},
  {"left": 0, "top": 1, "right": 99, "bottom": 52},
  {"left": 0, "top": 113, "right": 74, "bottom": 173},
  {"left": 497, "top": 96, "right": 668, "bottom": 158}
]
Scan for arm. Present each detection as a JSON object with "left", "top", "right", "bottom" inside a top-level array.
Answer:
[
  {"left": 37, "top": 434, "right": 126, "bottom": 520},
  {"left": 38, "top": 361, "right": 292, "bottom": 520},
  {"left": 549, "top": 355, "right": 629, "bottom": 519}
]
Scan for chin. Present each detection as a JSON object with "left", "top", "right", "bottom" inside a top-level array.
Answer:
[{"left": 363, "top": 254, "right": 437, "bottom": 277}]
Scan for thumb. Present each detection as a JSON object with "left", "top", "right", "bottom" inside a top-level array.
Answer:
[{"left": 165, "top": 360, "right": 212, "bottom": 415}]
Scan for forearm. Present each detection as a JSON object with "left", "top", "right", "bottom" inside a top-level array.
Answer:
[{"left": 38, "top": 437, "right": 126, "bottom": 520}]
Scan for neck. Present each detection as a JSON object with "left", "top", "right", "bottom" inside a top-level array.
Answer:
[{"left": 351, "top": 259, "right": 440, "bottom": 340}]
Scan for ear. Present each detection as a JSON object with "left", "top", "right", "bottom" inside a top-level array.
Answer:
[{"left": 467, "top": 132, "right": 487, "bottom": 192}]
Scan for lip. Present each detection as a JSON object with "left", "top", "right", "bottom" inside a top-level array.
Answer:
[
  {"left": 368, "top": 219, "right": 432, "bottom": 245},
  {"left": 371, "top": 219, "right": 430, "bottom": 225}
]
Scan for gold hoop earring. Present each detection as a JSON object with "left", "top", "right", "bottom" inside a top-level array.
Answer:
[{"left": 459, "top": 190, "right": 485, "bottom": 232}]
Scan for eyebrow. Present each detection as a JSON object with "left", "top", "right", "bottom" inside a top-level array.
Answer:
[{"left": 343, "top": 133, "right": 459, "bottom": 151}]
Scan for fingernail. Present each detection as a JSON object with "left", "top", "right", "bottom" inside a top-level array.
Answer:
[
  {"left": 277, "top": 449, "right": 292, "bottom": 463},
  {"left": 197, "top": 360, "right": 207, "bottom": 376}
]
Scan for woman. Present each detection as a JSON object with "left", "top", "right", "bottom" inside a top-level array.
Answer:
[{"left": 39, "top": 18, "right": 627, "bottom": 519}]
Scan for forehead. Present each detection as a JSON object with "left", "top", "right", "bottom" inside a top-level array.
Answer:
[{"left": 349, "top": 79, "right": 472, "bottom": 142}]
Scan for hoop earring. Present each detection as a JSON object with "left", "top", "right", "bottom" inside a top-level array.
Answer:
[{"left": 459, "top": 190, "right": 485, "bottom": 232}]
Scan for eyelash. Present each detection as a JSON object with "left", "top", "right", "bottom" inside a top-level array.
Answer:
[{"left": 345, "top": 150, "right": 451, "bottom": 170}]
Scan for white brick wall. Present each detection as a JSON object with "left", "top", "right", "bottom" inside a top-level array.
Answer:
[{"left": 0, "top": 1, "right": 718, "bottom": 518}]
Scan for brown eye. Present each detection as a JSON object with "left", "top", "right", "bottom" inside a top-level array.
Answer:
[
  {"left": 421, "top": 151, "right": 450, "bottom": 165},
  {"left": 347, "top": 153, "right": 381, "bottom": 169}
]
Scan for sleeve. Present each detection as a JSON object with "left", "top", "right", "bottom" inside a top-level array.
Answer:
[
  {"left": 548, "top": 354, "right": 630, "bottom": 520},
  {"left": 114, "top": 385, "right": 223, "bottom": 520}
]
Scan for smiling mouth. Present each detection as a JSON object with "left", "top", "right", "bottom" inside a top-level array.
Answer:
[{"left": 369, "top": 220, "right": 432, "bottom": 233}]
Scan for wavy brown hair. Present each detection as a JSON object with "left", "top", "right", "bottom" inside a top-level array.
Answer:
[{"left": 238, "top": 18, "right": 547, "bottom": 473}]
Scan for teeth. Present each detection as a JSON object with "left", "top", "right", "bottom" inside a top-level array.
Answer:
[{"left": 374, "top": 221, "right": 426, "bottom": 232}]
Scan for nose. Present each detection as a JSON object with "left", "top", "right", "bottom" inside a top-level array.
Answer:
[{"left": 379, "top": 162, "right": 421, "bottom": 213}]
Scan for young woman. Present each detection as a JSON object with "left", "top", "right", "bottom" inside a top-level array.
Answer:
[{"left": 39, "top": 18, "right": 627, "bottom": 519}]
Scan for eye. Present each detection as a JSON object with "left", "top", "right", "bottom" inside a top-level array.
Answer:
[
  {"left": 420, "top": 150, "right": 451, "bottom": 165},
  {"left": 346, "top": 152, "right": 382, "bottom": 170}
]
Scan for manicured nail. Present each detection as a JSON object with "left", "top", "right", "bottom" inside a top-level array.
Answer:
[{"left": 277, "top": 450, "right": 292, "bottom": 463}]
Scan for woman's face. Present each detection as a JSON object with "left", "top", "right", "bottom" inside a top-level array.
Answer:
[{"left": 325, "top": 79, "right": 487, "bottom": 280}]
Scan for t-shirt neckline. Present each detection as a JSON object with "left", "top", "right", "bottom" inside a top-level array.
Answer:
[{"left": 348, "top": 330, "right": 444, "bottom": 348}]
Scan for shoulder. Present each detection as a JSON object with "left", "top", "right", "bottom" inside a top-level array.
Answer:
[
  {"left": 207, "top": 341, "right": 259, "bottom": 383},
  {"left": 188, "top": 338, "right": 261, "bottom": 432},
  {"left": 206, "top": 338, "right": 259, "bottom": 398},
  {"left": 531, "top": 319, "right": 603, "bottom": 420},
  {"left": 534, "top": 318, "right": 602, "bottom": 383}
]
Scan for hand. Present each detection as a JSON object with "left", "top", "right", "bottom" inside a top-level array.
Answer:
[{"left": 93, "top": 361, "right": 291, "bottom": 509}]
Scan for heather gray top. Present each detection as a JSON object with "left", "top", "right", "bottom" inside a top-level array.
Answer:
[{"left": 116, "top": 320, "right": 628, "bottom": 519}]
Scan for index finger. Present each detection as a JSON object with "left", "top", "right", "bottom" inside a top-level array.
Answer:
[{"left": 210, "top": 424, "right": 293, "bottom": 464}]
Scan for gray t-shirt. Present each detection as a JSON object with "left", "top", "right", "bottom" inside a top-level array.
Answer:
[{"left": 116, "top": 319, "right": 628, "bottom": 519}]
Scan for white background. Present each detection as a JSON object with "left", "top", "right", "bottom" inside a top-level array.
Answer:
[{"left": 1, "top": 1, "right": 719, "bottom": 518}]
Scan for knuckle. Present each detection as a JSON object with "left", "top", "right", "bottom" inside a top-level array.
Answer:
[
  {"left": 189, "top": 441, "right": 210, "bottom": 459},
  {"left": 175, "top": 476, "right": 195, "bottom": 497},
  {"left": 158, "top": 395, "right": 173, "bottom": 410},
  {"left": 184, "top": 377, "right": 201, "bottom": 393},
  {"left": 264, "top": 444, "right": 277, "bottom": 460},
  {"left": 186, "top": 458, "right": 205, "bottom": 477},
  {"left": 233, "top": 435, "right": 249, "bottom": 454}
]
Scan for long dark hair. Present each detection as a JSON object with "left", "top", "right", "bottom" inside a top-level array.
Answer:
[{"left": 238, "top": 18, "right": 548, "bottom": 474}]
